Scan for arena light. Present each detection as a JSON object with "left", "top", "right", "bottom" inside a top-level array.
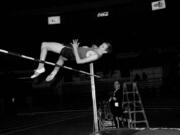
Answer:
[
  {"left": 97, "top": 11, "right": 109, "bottom": 18},
  {"left": 151, "top": 0, "right": 166, "bottom": 11},
  {"left": 48, "top": 16, "right": 61, "bottom": 25}
]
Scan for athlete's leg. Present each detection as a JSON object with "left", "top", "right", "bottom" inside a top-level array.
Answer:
[
  {"left": 31, "top": 42, "right": 65, "bottom": 79},
  {"left": 45, "top": 56, "right": 67, "bottom": 81}
]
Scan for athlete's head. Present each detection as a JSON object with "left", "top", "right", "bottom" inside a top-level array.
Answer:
[{"left": 98, "top": 42, "right": 112, "bottom": 54}]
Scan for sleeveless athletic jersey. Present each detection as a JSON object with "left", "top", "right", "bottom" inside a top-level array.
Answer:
[
  {"left": 78, "top": 47, "right": 99, "bottom": 59},
  {"left": 60, "top": 46, "right": 99, "bottom": 60}
]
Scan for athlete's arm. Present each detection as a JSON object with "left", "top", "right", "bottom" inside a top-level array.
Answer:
[{"left": 71, "top": 39, "right": 98, "bottom": 64}]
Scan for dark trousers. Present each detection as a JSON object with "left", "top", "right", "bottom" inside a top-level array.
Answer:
[{"left": 113, "top": 115, "right": 123, "bottom": 128}]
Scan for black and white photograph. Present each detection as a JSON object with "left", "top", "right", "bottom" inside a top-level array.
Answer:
[{"left": 1, "top": 0, "right": 180, "bottom": 135}]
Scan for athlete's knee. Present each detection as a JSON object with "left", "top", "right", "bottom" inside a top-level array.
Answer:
[{"left": 41, "top": 42, "right": 49, "bottom": 50}]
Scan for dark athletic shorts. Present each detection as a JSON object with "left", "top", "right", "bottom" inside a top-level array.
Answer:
[{"left": 60, "top": 47, "right": 75, "bottom": 61}]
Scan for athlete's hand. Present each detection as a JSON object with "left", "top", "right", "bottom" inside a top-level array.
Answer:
[{"left": 71, "top": 39, "right": 80, "bottom": 48}]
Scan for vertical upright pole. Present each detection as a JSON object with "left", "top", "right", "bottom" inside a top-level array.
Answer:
[{"left": 90, "top": 63, "right": 99, "bottom": 133}]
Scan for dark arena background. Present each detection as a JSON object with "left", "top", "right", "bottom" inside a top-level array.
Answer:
[{"left": 1, "top": 0, "right": 180, "bottom": 135}]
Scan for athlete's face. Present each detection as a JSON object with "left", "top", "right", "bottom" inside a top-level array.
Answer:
[{"left": 99, "top": 43, "right": 108, "bottom": 53}]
